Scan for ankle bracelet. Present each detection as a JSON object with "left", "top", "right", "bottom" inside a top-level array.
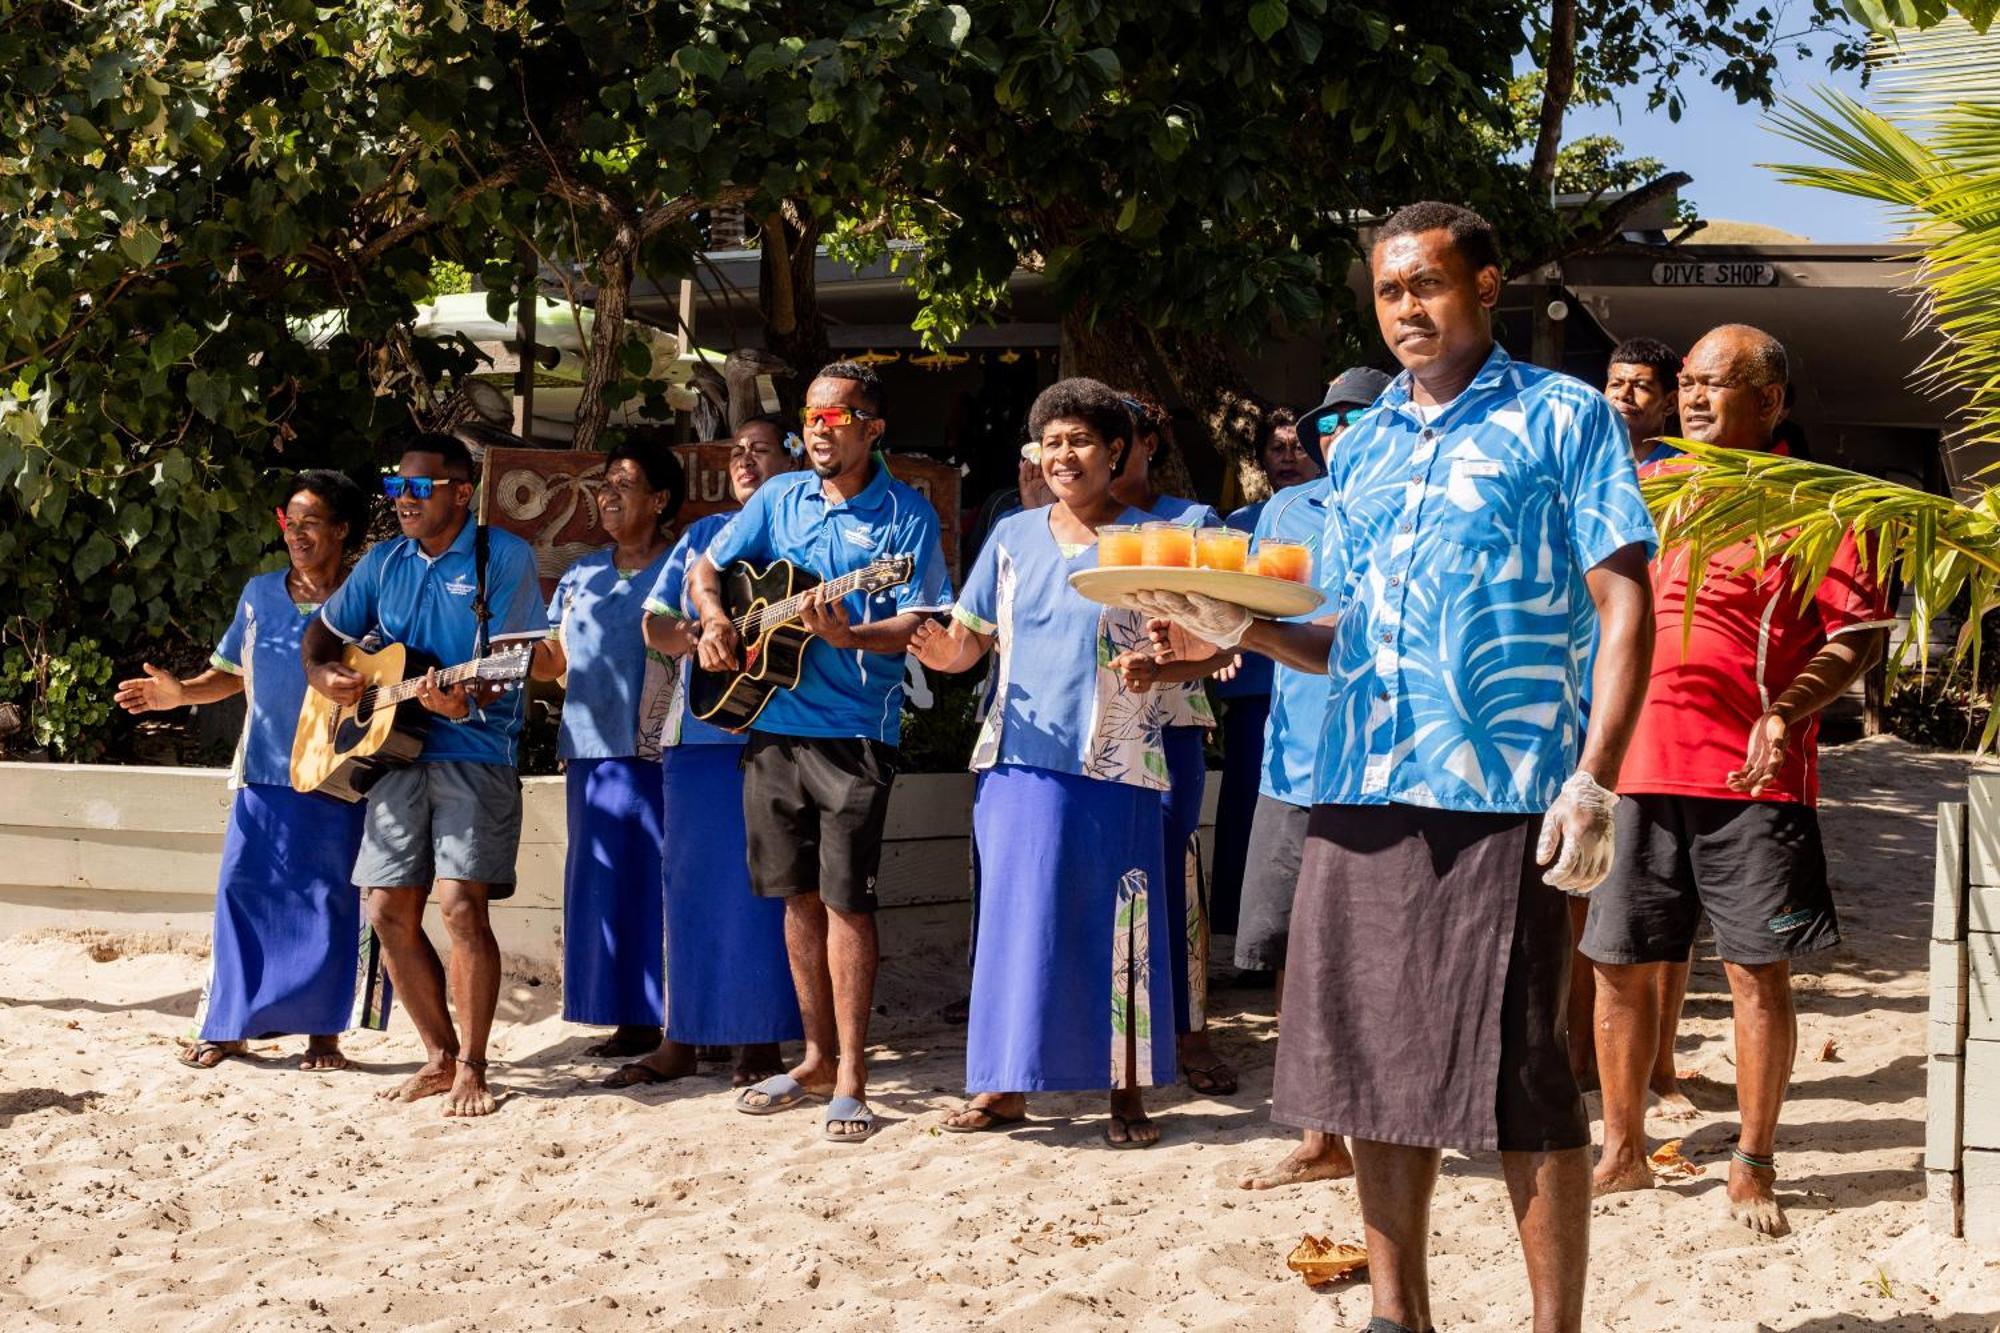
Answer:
[{"left": 1732, "top": 1148, "right": 1775, "bottom": 1171}]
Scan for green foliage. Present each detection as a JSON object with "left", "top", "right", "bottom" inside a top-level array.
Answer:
[
  {"left": 1841, "top": 1, "right": 1997, "bottom": 33},
  {"left": 0, "top": 633, "right": 115, "bottom": 758}
]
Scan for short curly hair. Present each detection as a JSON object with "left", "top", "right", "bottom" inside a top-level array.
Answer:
[
  {"left": 286, "top": 469, "right": 371, "bottom": 552},
  {"left": 1374, "top": 200, "right": 1502, "bottom": 275},
  {"left": 1028, "top": 377, "right": 1136, "bottom": 476}
]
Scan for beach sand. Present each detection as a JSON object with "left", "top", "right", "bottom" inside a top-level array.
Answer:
[{"left": 2, "top": 735, "right": 1997, "bottom": 1331}]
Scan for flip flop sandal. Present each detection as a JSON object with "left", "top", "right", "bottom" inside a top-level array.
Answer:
[
  {"left": 939, "top": 1105, "right": 1028, "bottom": 1134},
  {"left": 1183, "top": 1062, "right": 1239, "bottom": 1097},
  {"left": 734, "top": 1074, "right": 824, "bottom": 1116},
  {"left": 822, "top": 1095, "right": 878, "bottom": 1143},
  {"left": 178, "top": 1041, "right": 237, "bottom": 1070},
  {"left": 602, "top": 1062, "right": 680, "bottom": 1089},
  {"left": 1103, "top": 1114, "right": 1159, "bottom": 1150}
]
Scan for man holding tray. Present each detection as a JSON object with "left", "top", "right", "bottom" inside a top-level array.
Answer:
[{"left": 1139, "top": 201, "right": 1656, "bottom": 1333}]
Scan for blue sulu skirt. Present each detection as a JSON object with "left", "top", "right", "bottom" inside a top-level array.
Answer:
[
  {"left": 661, "top": 744, "right": 802, "bottom": 1045},
  {"left": 194, "top": 783, "right": 367, "bottom": 1042},
  {"left": 966, "top": 764, "right": 1176, "bottom": 1093},
  {"left": 562, "top": 757, "right": 666, "bottom": 1027}
]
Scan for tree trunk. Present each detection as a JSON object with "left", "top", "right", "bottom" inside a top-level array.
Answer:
[
  {"left": 1147, "top": 327, "right": 1273, "bottom": 510},
  {"left": 1528, "top": 0, "right": 1579, "bottom": 196},
  {"left": 571, "top": 224, "right": 637, "bottom": 452},
  {"left": 1057, "top": 310, "right": 1201, "bottom": 500},
  {"left": 758, "top": 204, "right": 829, "bottom": 419}
]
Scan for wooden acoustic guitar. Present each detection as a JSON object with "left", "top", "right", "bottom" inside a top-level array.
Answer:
[
  {"left": 689, "top": 555, "right": 915, "bottom": 732},
  {"left": 290, "top": 641, "right": 534, "bottom": 801}
]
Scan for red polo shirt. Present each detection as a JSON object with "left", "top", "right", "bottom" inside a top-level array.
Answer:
[{"left": 1620, "top": 469, "right": 1892, "bottom": 807}]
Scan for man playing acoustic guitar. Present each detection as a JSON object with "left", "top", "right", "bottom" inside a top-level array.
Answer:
[
  {"left": 303, "top": 433, "right": 549, "bottom": 1117},
  {"left": 694, "top": 362, "right": 953, "bottom": 1144}
]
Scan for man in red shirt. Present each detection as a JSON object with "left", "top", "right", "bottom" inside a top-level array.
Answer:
[{"left": 1583, "top": 324, "right": 1891, "bottom": 1236}]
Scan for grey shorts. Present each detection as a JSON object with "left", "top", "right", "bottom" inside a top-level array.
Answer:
[
  {"left": 1581, "top": 793, "right": 1836, "bottom": 966},
  {"left": 1234, "top": 795, "right": 1312, "bottom": 971},
  {"left": 352, "top": 761, "right": 523, "bottom": 897}
]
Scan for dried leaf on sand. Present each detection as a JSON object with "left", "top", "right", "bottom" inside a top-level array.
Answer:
[
  {"left": 1286, "top": 1234, "right": 1368, "bottom": 1286},
  {"left": 1649, "top": 1139, "right": 1703, "bottom": 1179}
]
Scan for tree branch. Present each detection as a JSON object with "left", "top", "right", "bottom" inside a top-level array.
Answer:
[
  {"left": 352, "top": 163, "right": 520, "bottom": 268},
  {"left": 1507, "top": 170, "right": 1693, "bottom": 277}
]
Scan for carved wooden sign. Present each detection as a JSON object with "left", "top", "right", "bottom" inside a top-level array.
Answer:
[{"left": 487, "top": 445, "right": 962, "bottom": 596}]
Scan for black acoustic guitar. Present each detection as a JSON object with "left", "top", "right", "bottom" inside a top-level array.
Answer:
[{"left": 689, "top": 555, "right": 915, "bottom": 732}]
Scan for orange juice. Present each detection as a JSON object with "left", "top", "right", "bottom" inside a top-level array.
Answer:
[
  {"left": 1140, "top": 522, "right": 1195, "bottom": 567},
  {"left": 1195, "top": 527, "right": 1250, "bottom": 572},
  {"left": 1096, "top": 525, "right": 1144, "bottom": 566},
  {"left": 1256, "top": 539, "right": 1311, "bottom": 582}
]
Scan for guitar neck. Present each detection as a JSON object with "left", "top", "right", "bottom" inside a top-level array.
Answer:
[
  {"left": 740, "top": 567, "right": 876, "bottom": 633},
  {"left": 369, "top": 655, "right": 489, "bottom": 708}
]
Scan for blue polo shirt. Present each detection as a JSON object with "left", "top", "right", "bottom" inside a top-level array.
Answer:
[
  {"left": 319, "top": 520, "right": 548, "bottom": 765},
  {"left": 703, "top": 458, "right": 953, "bottom": 744},
  {"left": 1248, "top": 479, "right": 1334, "bottom": 805},
  {"left": 211, "top": 570, "right": 320, "bottom": 789},
  {"left": 548, "top": 546, "right": 673, "bottom": 760},
  {"left": 1313, "top": 344, "right": 1656, "bottom": 813}
]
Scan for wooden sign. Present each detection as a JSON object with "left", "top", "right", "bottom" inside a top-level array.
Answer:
[
  {"left": 486, "top": 445, "right": 961, "bottom": 596},
  {"left": 1650, "top": 260, "right": 1779, "bottom": 288}
]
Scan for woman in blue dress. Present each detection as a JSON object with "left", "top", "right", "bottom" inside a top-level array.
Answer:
[
  {"left": 531, "top": 439, "right": 684, "bottom": 1060},
  {"left": 1113, "top": 391, "right": 1236, "bottom": 1098},
  {"left": 605, "top": 413, "right": 805, "bottom": 1089},
  {"left": 115, "top": 470, "right": 372, "bottom": 1071},
  {"left": 912, "top": 379, "right": 1217, "bottom": 1148}
]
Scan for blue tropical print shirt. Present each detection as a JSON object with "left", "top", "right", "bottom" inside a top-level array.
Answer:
[{"left": 1311, "top": 344, "right": 1657, "bottom": 814}]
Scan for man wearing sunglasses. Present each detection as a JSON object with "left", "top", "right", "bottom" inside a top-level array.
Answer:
[
  {"left": 304, "top": 432, "right": 550, "bottom": 1118},
  {"left": 692, "top": 361, "right": 953, "bottom": 1144}
]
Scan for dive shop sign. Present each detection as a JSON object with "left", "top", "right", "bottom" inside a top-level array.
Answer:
[{"left": 1650, "top": 260, "right": 1779, "bottom": 287}]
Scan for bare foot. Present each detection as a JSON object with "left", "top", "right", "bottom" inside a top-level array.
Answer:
[
  {"left": 583, "top": 1026, "right": 662, "bottom": 1059},
  {"left": 380, "top": 1056, "right": 456, "bottom": 1103},
  {"left": 443, "top": 1059, "right": 497, "bottom": 1117},
  {"left": 1105, "top": 1088, "right": 1159, "bottom": 1148},
  {"left": 1726, "top": 1158, "right": 1788, "bottom": 1236},
  {"left": 1647, "top": 1081, "right": 1701, "bottom": 1123},
  {"left": 1238, "top": 1132, "right": 1354, "bottom": 1189},
  {"left": 1592, "top": 1145, "right": 1657, "bottom": 1196},
  {"left": 299, "top": 1036, "right": 348, "bottom": 1071},
  {"left": 179, "top": 1039, "right": 246, "bottom": 1069}
]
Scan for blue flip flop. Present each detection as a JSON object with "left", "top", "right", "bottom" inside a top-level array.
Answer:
[
  {"left": 734, "top": 1074, "right": 823, "bottom": 1116},
  {"left": 821, "top": 1095, "right": 877, "bottom": 1143}
]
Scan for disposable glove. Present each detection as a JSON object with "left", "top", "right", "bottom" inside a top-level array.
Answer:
[
  {"left": 1535, "top": 770, "right": 1618, "bottom": 894},
  {"left": 1128, "top": 589, "right": 1253, "bottom": 651}
]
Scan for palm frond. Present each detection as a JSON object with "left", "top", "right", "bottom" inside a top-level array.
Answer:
[
  {"left": 1644, "top": 443, "right": 2000, "bottom": 702},
  {"left": 1764, "top": 17, "right": 2000, "bottom": 448}
]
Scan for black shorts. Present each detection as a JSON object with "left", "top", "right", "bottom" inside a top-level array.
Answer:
[
  {"left": 741, "top": 733, "right": 898, "bottom": 915},
  {"left": 1233, "top": 795, "right": 1311, "bottom": 971},
  {"left": 1581, "top": 793, "right": 1837, "bottom": 967}
]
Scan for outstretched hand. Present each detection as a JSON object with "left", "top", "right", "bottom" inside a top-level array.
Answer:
[
  {"left": 908, "top": 617, "right": 958, "bottom": 671},
  {"left": 114, "top": 662, "right": 183, "bottom": 714},
  {"left": 1130, "top": 589, "right": 1252, "bottom": 651}
]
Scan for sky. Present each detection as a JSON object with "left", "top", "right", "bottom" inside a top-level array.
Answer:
[{"left": 1561, "top": 56, "right": 1897, "bottom": 243}]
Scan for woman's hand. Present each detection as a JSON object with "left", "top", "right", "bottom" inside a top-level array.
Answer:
[
  {"left": 909, "top": 618, "right": 959, "bottom": 671},
  {"left": 1111, "top": 650, "right": 1163, "bottom": 692},
  {"left": 114, "top": 663, "right": 184, "bottom": 714}
]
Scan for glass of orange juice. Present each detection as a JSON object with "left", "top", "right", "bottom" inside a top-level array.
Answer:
[
  {"left": 1256, "top": 539, "right": 1312, "bottom": 582},
  {"left": 1195, "top": 527, "right": 1250, "bottom": 572},
  {"left": 1096, "top": 524, "right": 1143, "bottom": 566},
  {"left": 1140, "top": 521, "right": 1195, "bottom": 567}
]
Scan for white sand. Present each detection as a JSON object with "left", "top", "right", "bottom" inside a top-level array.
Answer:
[{"left": 2, "top": 735, "right": 1998, "bottom": 1331}]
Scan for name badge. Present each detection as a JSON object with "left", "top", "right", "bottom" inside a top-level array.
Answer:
[{"left": 1452, "top": 459, "right": 1502, "bottom": 479}]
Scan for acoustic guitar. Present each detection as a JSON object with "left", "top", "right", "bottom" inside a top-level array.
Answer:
[
  {"left": 290, "top": 641, "right": 533, "bottom": 801},
  {"left": 689, "top": 555, "right": 915, "bottom": 732}
]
